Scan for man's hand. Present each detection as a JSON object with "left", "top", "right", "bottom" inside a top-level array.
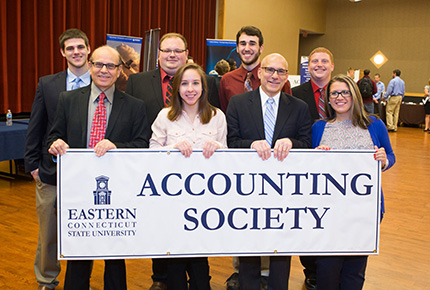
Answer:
[
  {"left": 31, "top": 168, "right": 39, "bottom": 181},
  {"left": 251, "top": 140, "right": 272, "bottom": 160},
  {"left": 273, "top": 138, "right": 293, "bottom": 161},
  {"left": 48, "top": 139, "right": 69, "bottom": 156},
  {"left": 93, "top": 139, "right": 117, "bottom": 157}
]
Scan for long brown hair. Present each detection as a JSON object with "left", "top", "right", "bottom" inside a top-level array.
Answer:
[
  {"left": 325, "top": 74, "right": 372, "bottom": 129},
  {"left": 167, "top": 63, "right": 217, "bottom": 124}
]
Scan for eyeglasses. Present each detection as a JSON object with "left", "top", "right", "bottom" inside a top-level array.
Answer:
[
  {"left": 91, "top": 61, "right": 121, "bottom": 70},
  {"left": 159, "top": 48, "right": 187, "bottom": 54},
  {"left": 261, "top": 67, "right": 288, "bottom": 76},
  {"left": 329, "top": 90, "right": 351, "bottom": 99}
]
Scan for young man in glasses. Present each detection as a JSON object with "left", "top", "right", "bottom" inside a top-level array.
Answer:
[
  {"left": 219, "top": 26, "right": 291, "bottom": 113},
  {"left": 24, "top": 28, "right": 91, "bottom": 290},
  {"left": 226, "top": 53, "right": 312, "bottom": 290}
]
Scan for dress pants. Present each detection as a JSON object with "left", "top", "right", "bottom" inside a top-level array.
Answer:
[
  {"left": 299, "top": 256, "right": 317, "bottom": 279},
  {"left": 152, "top": 258, "right": 168, "bottom": 283},
  {"left": 239, "top": 256, "right": 291, "bottom": 290},
  {"left": 386, "top": 95, "right": 402, "bottom": 130},
  {"left": 316, "top": 256, "right": 368, "bottom": 290},
  {"left": 64, "top": 260, "right": 127, "bottom": 290},
  {"left": 233, "top": 256, "right": 270, "bottom": 275},
  {"left": 167, "top": 257, "right": 211, "bottom": 290},
  {"left": 34, "top": 178, "right": 60, "bottom": 288}
]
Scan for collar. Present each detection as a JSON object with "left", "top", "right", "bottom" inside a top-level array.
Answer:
[
  {"left": 239, "top": 63, "right": 261, "bottom": 80},
  {"left": 259, "top": 86, "right": 281, "bottom": 106},
  {"left": 160, "top": 67, "right": 173, "bottom": 82},
  {"left": 67, "top": 68, "right": 91, "bottom": 86},
  {"left": 311, "top": 79, "right": 327, "bottom": 94},
  {"left": 90, "top": 82, "right": 114, "bottom": 104}
]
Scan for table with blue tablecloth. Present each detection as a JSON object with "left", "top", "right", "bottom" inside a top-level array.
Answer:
[{"left": 0, "top": 119, "right": 29, "bottom": 176}]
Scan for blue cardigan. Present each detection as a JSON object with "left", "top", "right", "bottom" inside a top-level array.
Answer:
[{"left": 311, "top": 115, "right": 396, "bottom": 215}]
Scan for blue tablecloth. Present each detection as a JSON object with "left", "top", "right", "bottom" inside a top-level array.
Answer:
[{"left": 0, "top": 119, "right": 29, "bottom": 162}]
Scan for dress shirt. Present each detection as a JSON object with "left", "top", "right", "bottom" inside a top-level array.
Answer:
[
  {"left": 385, "top": 76, "right": 405, "bottom": 100},
  {"left": 373, "top": 81, "right": 385, "bottom": 100},
  {"left": 160, "top": 68, "right": 173, "bottom": 103},
  {"left": 259, "top": 87, "right": 280, "bottom": 122},
  {"left": 310, "top": 79, "right": 327, "bottom": 106},
  {"left": 86, "top": 83, "right": 114, "bottom": 146},
  {"left": 66, "top": 68, "right": 90, "bottom": 91},
  {"left": 219, "top": 63, "right": 291, "bottom": 112},
  {"left": 150, "top": 107, "right": 227, "bottom": 149}
]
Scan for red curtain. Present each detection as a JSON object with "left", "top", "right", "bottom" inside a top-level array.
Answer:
[{"left": 0, "top": 0, "right": 217, "bottom": 114}]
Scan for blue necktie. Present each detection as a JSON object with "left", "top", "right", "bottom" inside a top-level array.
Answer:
[
  {"left": 264, "top": 98, "right": 276, "bottom": 146},
  {"left": 72, "top": 77, "right": 82, "bottom": 90}
]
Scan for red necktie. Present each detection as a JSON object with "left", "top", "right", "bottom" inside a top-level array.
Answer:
[
  {"left": 318, "top": 88, "right": 327, "bottom": 119},
  {"left": 165, "top": 76, "right": 173, "bottom": 106},
  {"left": 89, "top": 92, "right": 107, "bottom": 148}
]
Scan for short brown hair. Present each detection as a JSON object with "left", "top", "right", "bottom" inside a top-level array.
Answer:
[
  {"left": 59, "top": 28, "right": 89, "bottom": 51},
  {"left": 159, "top": 33, "right": 188, "bottom": 50}
]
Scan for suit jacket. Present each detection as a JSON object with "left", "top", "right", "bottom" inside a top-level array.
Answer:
[
  {"left": 226, "top": 89, "right": 312, "bottom": 149},
  {"left": 125, "top": 68, "right": 220, "bottom": 128},
  {"left": 291, "top": 80, "right": 320, "bottom": 121},
  {"left": 47, "top": 86, "right": 150, "bottom": 150},
  {"left": 24, "top": 70, "right": 67, "bottom": 185}
]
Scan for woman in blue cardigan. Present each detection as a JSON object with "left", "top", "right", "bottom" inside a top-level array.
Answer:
[{"left": 312, "top": 74, "right": 395, "bottom": 290}]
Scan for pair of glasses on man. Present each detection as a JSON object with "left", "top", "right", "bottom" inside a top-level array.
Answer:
[
  {"left": 261, "top": 67, "right": 288, "bottom": 76},
  {"left": 329, "top": 90, "right": 351, "bottom": 99},
  {"left": 91, "top": 61, "right": 121, "bottom": 71},
  {"left": 159, "top": 48, "right": 187, "bottom": 55}
]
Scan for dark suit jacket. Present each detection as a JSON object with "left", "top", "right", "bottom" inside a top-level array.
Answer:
[
  {"left": 47, "top": 86, "right": 150, "bottom": 150},
  {"left": 125, "top": 68, "right": 220, "bottom": 128},
  {"left": 24, "top": 70, "right": 67, "bottom": 185},
  {"left": 291, "top": 80, "right": 320, "bottom": 121},
  {"left": 226, "top": 89, "right": 312, "bottom": 149}
]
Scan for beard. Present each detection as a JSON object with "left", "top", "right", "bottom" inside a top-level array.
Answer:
[{"left": 239, "top": 50, "right": 261, "bottom": 66}]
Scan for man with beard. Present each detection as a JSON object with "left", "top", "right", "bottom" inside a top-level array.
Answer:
[{"left": 219, "top": 26, "right": 291, "bottom": 113}]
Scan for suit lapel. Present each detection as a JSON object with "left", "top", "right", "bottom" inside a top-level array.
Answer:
[
  {"left": 55, "top": 70, "right": 67, "bottom": 93},
  {"left": 272, "top": 92, "right": 292, "bottom": 143},
  {"left": 77, "top": 87, "right": 91, "bottom": 143},
  {"left": 153, "top": 69, "right": 164, "bottom": 109},
  {"left": 105, "top": 88, "right": 124, "bottom": 138},
  {"left": 247, "top": 90, "right": 265, "bottom": 140}
]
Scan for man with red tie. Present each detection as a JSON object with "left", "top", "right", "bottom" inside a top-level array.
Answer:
[
  {"left": 291, "top": 47, "right": 335, "bottom": 290},
  {"left": 48, "top": 45, "right": 150, "bottom": 290}
]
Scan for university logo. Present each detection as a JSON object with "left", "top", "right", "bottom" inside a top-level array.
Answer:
[{"left": 93, "top": 175, "right": 112, "bottom": 205}]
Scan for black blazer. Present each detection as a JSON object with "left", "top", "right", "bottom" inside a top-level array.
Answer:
[
  {"left": 125, "top": 68, "right": 220, "bottom": 128},
  {"left": 291, "top": 80, "right": 320, "bottom": 121},
  {"left": 226, "top": 89, "right": 312, "bottom": 149},
  {"left": 47, "top": 86, "right": 150, "bottom": 150},
  {"left": 24, "top": 70, "right": 67, "bottom": 185}
]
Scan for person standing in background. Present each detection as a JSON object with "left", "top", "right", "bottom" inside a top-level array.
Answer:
[
  {"left": 384, "top": 69, "right": 405, "bottom": 132},
  {"left": 373, "top": 73, "right": 385, "bottom": 115}
]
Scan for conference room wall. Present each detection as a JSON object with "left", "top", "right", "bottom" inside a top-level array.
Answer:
[
  {"left": 221, "top": 0, "right": 328, "bottom": 75},
  {"left": 298, "top": 0, "right": 430, "bottom": 93}
]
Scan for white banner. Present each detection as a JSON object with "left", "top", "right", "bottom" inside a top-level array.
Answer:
[{"left": 58, "top": 149, "right": 381, "bottom": 260}]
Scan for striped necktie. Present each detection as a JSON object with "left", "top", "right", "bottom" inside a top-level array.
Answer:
[
  {"left": 165, "top": 76, "right": 173, "bottom": 106},
  {"left": 264, "top": 98, "right": 276, "bottom": 146},
  {"left": 72, "top": 77, "right": 82, "bottom": 90},
  {"left": 244, "top": 71, "right": 253, "bottom": 92},
  {"left": 318, "top": 88, "right": 327, "bottom": 119},
  {"left": 89, "top": 93, "right": 107, "bottom": 148}
]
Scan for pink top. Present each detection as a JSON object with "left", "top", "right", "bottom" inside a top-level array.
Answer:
[{"left": 150, "top": 107, "right": 227, "bottom": 149}]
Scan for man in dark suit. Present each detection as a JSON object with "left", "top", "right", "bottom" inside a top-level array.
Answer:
[
  {"left": 125, "top": 32, "right": 218, "bottom": 290},
  {"left": 48, "top": 45, "right": 150, "bottom": 290},
  {"left": 291, "top": 47, "right": 334, "bottom": 290},
  {"left": 226, "top": 53, "right": 312, "bottom": 290},
  {"left": 24, "top": 28, "right": 91, "bottom": 290},
  {"left": 292, "top": 47, "right": 334, "bottom": 122}
]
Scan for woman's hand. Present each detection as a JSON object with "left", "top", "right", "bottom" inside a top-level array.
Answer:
[
  {"left": 202, "top": 140, "right": 221, "bottom": 159},
  {"left": 174, "top": 140, "right": 193, "bottom": 158},
  {"left": 316, "top": 145, "right": 331, "bottom": 150},
  {"left": 374, "top": 145, "right": 387, "bottom": 168}
]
